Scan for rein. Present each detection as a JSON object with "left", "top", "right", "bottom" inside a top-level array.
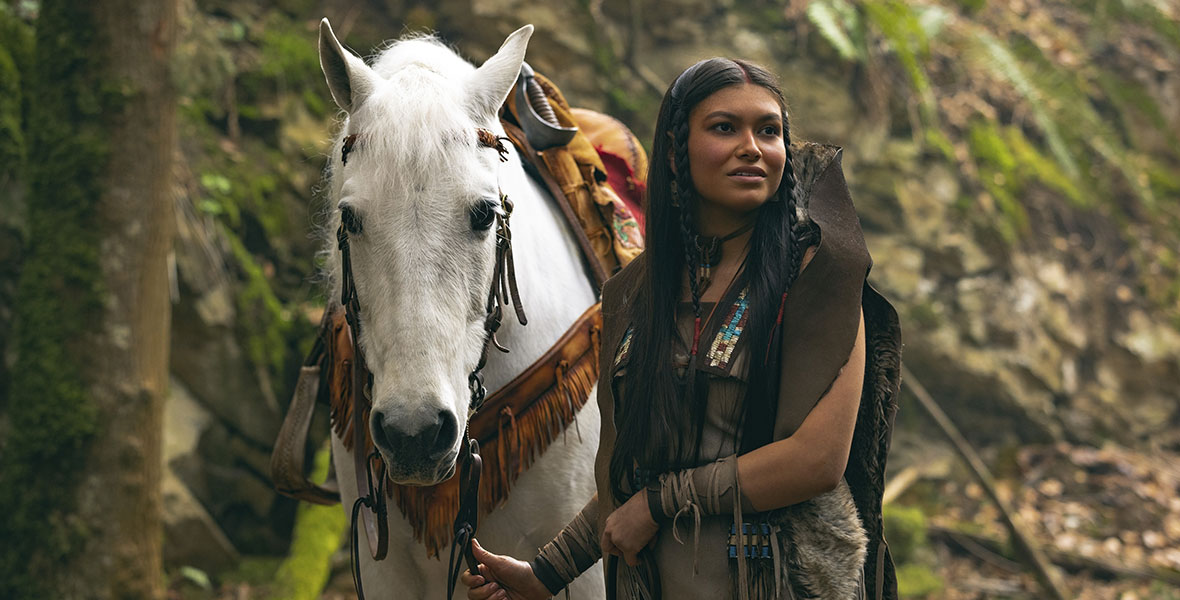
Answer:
[{"left": 335, "top": 128, "right": 525, "bottom": 600}]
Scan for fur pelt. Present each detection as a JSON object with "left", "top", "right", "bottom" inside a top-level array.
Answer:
[{"left": 767, "top": 479, "right": 867, "bottom": 599}]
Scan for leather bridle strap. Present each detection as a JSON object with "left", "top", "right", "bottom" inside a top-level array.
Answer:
[
  {"left": 447, "top": 191, "right": 526, "bottom": 599},
  {"left": 446, "top": 434, "right": 482, "bottom": 600}
]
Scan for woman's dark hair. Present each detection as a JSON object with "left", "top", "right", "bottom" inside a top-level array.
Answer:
[{"left": 610, "top": 58, "right": 814, "bottom": 504}]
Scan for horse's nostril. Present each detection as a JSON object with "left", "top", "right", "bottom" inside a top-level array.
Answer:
[
  {"left": 370, "top": 404, "right": 458, "bottom": 460},
  {"left": 371, "top": 408, "right": 393, "bottom": 453},
  {"left": 434, "top": 409, "right": 457, "bottom": 453}
]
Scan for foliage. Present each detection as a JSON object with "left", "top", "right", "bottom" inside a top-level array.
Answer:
[
  {"left": 0, "top": 7, "right": 30, "bottom": 181},
  {"left": 895, "top": 562, "right": 944, "bottom": 598},
  {"left": 804, "top": 0, "right": 1180, "bottom": 323},
  {"left": 883, "top": 504, "right": 930, "bottom": 565},
  {"left": 884, "top": 504, "right": 944, "bottom": 598},
  {"left": 0, "top": 1, "right": 118, "bottom": 596},
  {"left": 176, "top": 6, "right": 326, "bottom": 404}
]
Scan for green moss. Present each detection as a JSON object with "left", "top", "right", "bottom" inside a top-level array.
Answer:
[
  {"left": 896, "top": 562, "right": 943, "bottom": 598},
  {"left": 227, "top": 231, "right": 291, "bottom": 382},
  {"left": 224, "top": 556, "right": 285, "bottom": 587},
  {"left": 1003, "top": 126, "right": 1087, "bottom": 207},
  {"left": 953, "top": 0, "right": 985, "bottom": 14},
  {"left": 883, "top": 504, "right": 929, "bottom": 565},
  {"left": 0, "top": 1, "right": 119, "bottom": 596},
  {"left": 907, "top": 301, "right": 941, "bottom": 329},
  {"left": 0, "top": 7, "right": 31, "bottom": 182},
  {"left": 884, "top": 505, "right": 943, "bottom": 597},
  {"left": 266, "top": 444, "right": 347, "bottom": 600},
  {"left": 0, "top": 48, "right": 22, "bottom": 181},
  {"left": 967, "top": 120, "right": 1028, "bottom": 241}
]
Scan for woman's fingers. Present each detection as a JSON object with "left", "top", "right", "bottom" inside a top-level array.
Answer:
[
  {"left": 601, "top": 531, "right": 620, "bottom": 556},
  {"left": 465, "top": 579, "right": 499, "bottom": 600},
  {"left": 460, "top": 569, "right": 485, "bottom": 587},
  {"left": 623, "top": 549, "right": 640, "bottom": 567}
]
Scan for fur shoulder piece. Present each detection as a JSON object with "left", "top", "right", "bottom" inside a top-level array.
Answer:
[{"left": 789, "top": 140, "right": 842, "bottom": 211}]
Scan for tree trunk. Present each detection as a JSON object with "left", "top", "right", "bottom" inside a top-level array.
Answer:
[{"left": 0, "top": 0, "right": 177, "bottom": 597}]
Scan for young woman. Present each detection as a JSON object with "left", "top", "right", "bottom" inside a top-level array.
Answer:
[{"left": 462, "top": 57, "right": 902, "bottom": 600}]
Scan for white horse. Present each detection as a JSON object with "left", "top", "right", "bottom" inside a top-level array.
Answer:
[{"left": 316, "top": 20, "right": 604, "bottom": 599}]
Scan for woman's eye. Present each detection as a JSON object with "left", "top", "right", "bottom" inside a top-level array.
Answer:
[
  {"left": 712, "top": 122, "right": 734, "bottom": 133},
  {"left": 470, "top": 199, "right": 497, "bottom": 232},
  {"left": 760, "top": 125, "right": 781, "bottom": 136},
  {"left": 340, "top": 205, "right": 362, "bottom": 234}
]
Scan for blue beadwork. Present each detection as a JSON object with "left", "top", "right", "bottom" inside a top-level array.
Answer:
[
  {"left": 707, "top": 289, "right": 749, "bottom": 369},
  {"left": 727, "top": 522, "right": 772, "bottom": 559}
]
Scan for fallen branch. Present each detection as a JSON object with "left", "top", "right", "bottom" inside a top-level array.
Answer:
[
  {"left": 901, "top": 364, "right": 1072, "bottom": 600},
  {"left": 881, "top": 464, "right": 921, "bottom": 506}
]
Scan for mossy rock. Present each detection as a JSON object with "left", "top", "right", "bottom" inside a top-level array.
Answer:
[
  {"left": 883, "top": 504, "right": 929, "bottom": 565},
  {"left": 265, "top": 444, "right": 346, "bottom": 600},
  {"left": 896, "top": 562, "right": 943, "bottom": 598}
]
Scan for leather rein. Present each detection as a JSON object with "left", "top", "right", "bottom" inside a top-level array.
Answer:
[{"left": 335, "top": 129, "right": 526, "bottom": 600}]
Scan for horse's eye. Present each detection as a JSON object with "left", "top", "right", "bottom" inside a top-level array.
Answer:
[
  {"left": 470, "top": 199, "right": 497, "bottom": 232},
  {"left": 341, "top": 205, "right": 362, "bottom": 234}
]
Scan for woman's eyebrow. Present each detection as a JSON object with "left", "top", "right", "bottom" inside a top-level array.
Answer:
[{"left": 704, "top": 110, "right": 782, "bottom": 123}]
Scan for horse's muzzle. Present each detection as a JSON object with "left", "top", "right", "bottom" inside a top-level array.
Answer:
[{"left": 371, "top": 402, "right": 459, "bottom": 482}]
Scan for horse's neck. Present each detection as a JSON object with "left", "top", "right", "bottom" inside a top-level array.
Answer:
[{"left": 478, "top": 148, "right": 598, "bottom": 392}]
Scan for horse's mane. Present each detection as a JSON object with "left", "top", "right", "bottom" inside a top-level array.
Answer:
[{"left": 313, "top": 33, "right": 488, "bottom": 300}]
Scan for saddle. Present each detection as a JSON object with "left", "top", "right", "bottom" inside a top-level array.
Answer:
[{"left": 270, "top": 66, "right": 648, "bottom": 555}]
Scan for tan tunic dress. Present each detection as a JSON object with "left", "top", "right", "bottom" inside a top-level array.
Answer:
[{"left": 653, "top": 296, "right": 752, "bottom": 599}]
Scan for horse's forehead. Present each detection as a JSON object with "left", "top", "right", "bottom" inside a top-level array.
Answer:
[{"left": 372, "top": 38, "right": 475, "bottom": 78}]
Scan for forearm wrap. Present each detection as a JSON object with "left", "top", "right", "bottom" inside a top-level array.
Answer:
[
  {"left": 530, "top": 497, "right": 601, "bottom": 595},
  {"left": 650, "top": 454, "right": 757, "bottom": 522}
]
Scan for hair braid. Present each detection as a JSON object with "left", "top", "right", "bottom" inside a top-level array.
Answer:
[
  {"left": 671, "top": 106, "right": 703, "bottom": 321},
  {"left": 781, "top": 135, "right": 803, "bottom": 290}
]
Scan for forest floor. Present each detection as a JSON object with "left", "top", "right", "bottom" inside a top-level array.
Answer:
[{"left": 170, "top": 440, "right": 1180, "bottom": 600}]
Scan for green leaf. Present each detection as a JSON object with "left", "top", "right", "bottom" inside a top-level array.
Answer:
[{"left": 807, "top": 0, "right": 862, "bottom": 61}]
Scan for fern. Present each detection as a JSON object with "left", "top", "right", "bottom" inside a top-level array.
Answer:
[
  {"left": 806, "top": 0, "right": 864, "bottom": 61},
  {"left": 958, "top": 29, "right": 1079, "bottom": 180},
  {"left": 862, "top": 1, "right": 942, "bottom": 138}
]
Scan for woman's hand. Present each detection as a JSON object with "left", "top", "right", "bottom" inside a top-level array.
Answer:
[
  {"left": 600, "top": 488, "right": 659, "bottom": 567},
  {"left": 460, "top": 539, "right": 551, "bottom": 600}
]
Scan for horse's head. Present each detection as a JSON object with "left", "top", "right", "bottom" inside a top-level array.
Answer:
[{"left": 318, "top": 19, "right": 532, "bottom": 485}]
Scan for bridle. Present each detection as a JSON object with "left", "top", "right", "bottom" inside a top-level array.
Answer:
[{"left": 334, "top": 129, "right": 525, "bottom": 599}]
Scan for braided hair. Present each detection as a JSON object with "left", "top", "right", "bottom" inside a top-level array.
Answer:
[{"left": 610, "top": 58, "right": 813, "bottom": 504}]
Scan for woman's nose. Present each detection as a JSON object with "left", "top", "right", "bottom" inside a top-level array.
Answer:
[{"left": 736, "top": 131, "right": 761, "bottom": 160}]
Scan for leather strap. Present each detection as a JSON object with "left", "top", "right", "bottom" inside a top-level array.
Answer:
[
  {"left": 269, "top": 364, "right": 340, "bottom": 505},
  {"left": 270, "top": 312, "right": 340, "bottom": 505}
]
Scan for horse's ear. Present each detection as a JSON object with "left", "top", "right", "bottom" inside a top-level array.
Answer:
[
  {"left": 319, "top": 18, "right": 378, "bottom": 113},
  {"left": 467, "top": 25, "right": 533, "bottom": 119}
]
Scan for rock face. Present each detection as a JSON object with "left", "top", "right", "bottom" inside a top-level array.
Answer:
[{"left": 162, "top": 379, "right": 239, "bottom": 571}]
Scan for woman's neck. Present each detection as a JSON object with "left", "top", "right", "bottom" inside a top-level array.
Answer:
[{"left": 695, "top": 203, "right": 757, "bottom": 237}]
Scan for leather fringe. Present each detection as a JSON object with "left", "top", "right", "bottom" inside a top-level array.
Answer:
[{"left": 325, "top": 308, "right": 599, "bottom": 557}]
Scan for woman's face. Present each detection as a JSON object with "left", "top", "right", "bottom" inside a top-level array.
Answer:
[{"left": 686, "top": 83, "right": 786, "bottom": 232}]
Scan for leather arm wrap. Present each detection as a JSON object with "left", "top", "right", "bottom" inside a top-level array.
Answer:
[
  {"left": 649, "top": 455, "right": 757, "bottom": 523},
  {"left": 530, "top": 496, "right": 602, "bottom": 595}
]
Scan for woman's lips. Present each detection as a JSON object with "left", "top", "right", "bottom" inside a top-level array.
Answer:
[
  {"left": 727, "top": 166, "right": 766, "bottom": 182},
  {"left": 728, "top": 172, "right": 766, "bottom": 183}
]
